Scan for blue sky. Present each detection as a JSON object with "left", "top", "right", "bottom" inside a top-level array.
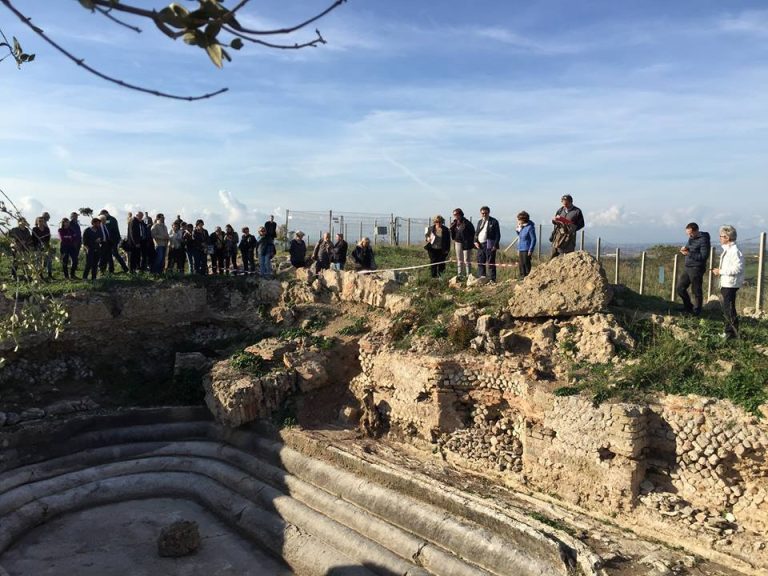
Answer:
[{"left": 1, "top": 0, "right": 767, "bottom": 244}]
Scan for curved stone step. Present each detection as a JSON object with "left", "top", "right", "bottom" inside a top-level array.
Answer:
[{"left": 0, "top": 414, "right": 602, "bottom": 575}]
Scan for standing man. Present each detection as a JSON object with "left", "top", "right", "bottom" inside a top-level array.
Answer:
[
  {"left": 69, "top": 212, "right": 82, "bottom": 277},
  {"left": 264, "top": 215, "right": 277, "bottom": 241},
  {"left": 332, "top": 232, "right": 348, "bottom": 271},
  {"left": 550, "top": 194, "right": 585, "bottom": 258},
  {"left": 676, "top": 222, "right": 711, "bottom": 316},
  {"left": 128, "top": 211, "right": 148, "bottom": 273},
  {"left": 82, "top": 218, "right": 106, "bottom": 280},
  {"left": 151, "top": 213, "right": 170, "bottom": 273},
  {"left": 99, "top": 209, "right": 129, "bottom": 273},
  {"left": 474, "top": 206, "right": 501, "bottom": 282}
]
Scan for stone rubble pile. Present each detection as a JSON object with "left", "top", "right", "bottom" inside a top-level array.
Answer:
[{"left": 439, "top": 413, "right": 524, "bottom": 473}]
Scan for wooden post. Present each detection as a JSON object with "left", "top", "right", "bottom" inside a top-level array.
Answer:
[
  {"left": 639, "top": 252, "right": 646, "bottom": 295},
  {"left": 671, "top": 254, "right": 679, "bottom": 302},
  {"left": 537, "top": 224, "right": 542, "bottom": 259},
  {"left": 706, "top": 245, "right": 715, "bottom": 301},
  {"left": 407, "top": 218, "right": 411, "bottom": 246},
  {"left": 390, "top": 213, "right": 395, "bottom": 246},
  {"left": 614, "top": 248, "right": 620, "bottom": 284},
  {"left": 596, "top": 237, "right": 601, "bottom": 262},
  {"left": 284, "top": 209, "right": 290, "bottom": 251},
  {"left": 359, "top": 221, "right": 363, "bottom": 243},
  {"left": 373, "top": 219, "right": 377, "bottom": 247},
  {"left": 328, "top": 210, "right": 333, "bottom": 237},
  {"left": 757, "top": 232, "right": 766, "bottom": 313},
  {"left": 580, "top": 229, "right": 585, "bottom": 251}
]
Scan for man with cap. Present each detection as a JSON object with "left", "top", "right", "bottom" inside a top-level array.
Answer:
[
  {"left": 289, "top": 230, "right": 307, "bottom": 268},
  {"left": 550, "top": 194, "right": 585, "bottom": 258}
]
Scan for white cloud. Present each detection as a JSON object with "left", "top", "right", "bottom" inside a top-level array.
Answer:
[
  {"left": 719, "top": 10, "right": 768, "bottom": 36},
  {"left": 589, "top": 205, "right": 624, "bottom": 226}
]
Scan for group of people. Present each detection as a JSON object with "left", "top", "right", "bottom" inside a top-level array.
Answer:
[
  {"left": 424, "top": 195, "right": 585, "bottom": 281},
  {"left": 288, "top": 231, "right": 376, "bottom": 272},
  {"left": 676, "top": 222, "right": 745, "bottom": 340},
  {"left": 7, "top": 210, "right": 282, "bottom": 280}
]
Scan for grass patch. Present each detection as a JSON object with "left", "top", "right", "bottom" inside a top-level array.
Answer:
[
  {"left": 338, "top": 316, "right": 370, "bottom": 336},
  {"left": 230, "top": 349, "right": 268, "bottom": 375}
]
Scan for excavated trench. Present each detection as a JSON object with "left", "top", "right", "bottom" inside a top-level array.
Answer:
[{"left": 0, "top": 408, "right": 602, "bottom": 576}]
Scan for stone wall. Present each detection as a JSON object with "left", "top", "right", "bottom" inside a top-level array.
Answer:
[{"left": 353, "top": 342, "right": 768, "bottom": 563}]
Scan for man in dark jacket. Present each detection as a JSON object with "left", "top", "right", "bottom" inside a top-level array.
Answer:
[
  {"left": 99, "top": 209, "right": 128, "bottom": 273},
  {"left": 239, "top": 226, "right": 257, "bottom": 273},
  {"left": 474, "top": 206, "right": 501, "bottom": 282},
  {"left": 127, "top": 211, "right": 149, "bottom": 273},
  {"left": 676, "top": 222, "right": 711, "bottom": 315},
  {"left": 331, "top": 233, "right": 349, "bottom": 271},
  {"left": 264, "top": 215, "right": 277, "bottom": 241},
  {"left": 550, "top": 194, "right": 585, "bottom": 258}
]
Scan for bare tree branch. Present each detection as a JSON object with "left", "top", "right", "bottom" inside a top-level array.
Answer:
[
  {"left": 95, "top": 5, "right": 142, "bottom": 34},
  {"left": 0, "top": 0, "right": 228, "bottom": 101}
]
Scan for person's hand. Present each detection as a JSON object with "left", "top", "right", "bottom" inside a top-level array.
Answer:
[
  {"left": 475, "top": 242, "right": 481, "bottom": 249},
  {"left": 528, "top": 251, "right": 532, "bottom": 256},
  {"left": 712, "top": 268, "right": 720, "bottom": 276},
  {"left": 680, "top": 247, "right": 689, "bottom": 255}
]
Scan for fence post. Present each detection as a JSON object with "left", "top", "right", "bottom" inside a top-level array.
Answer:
[
  {"left": 328, "top": 210, "right": 333, "bottom": 237},
  {"left": 537, "top": 224, "right": 542, "bottom": 260},
  {"left": 373, "top": 219, "right": 377, "bottom": 247},
  {"left": 359, "top": 221, "right": 363, "bottom": 243},
  {"left": 580, "top": 229, "right": 585, "bottom": 251},
  {"left": 706, "top": 245, "right": 715, "bottom": 301},
  {"left": 639, "top": 252, "right": 646, "bottom": 295},
  {"left": 596, "top": 237, "right": 601, "bottom": 262},
  {"left": 671, "top": 254, "right": 679, "bottom": 302},
  {"left": 407, "top": 218, "right": 411, "bottom": 246},
  {"left": 757, "top": 232, "right": 766, "bottom": 313},
  {"left": 614, "top": 248, "right": 620, "bottom": 284},
  {"left": 284, "top": 209, "right": 290, "bottom": 251},
  {"left": 390, "top": 213, "right": 395, "bottom": 246}
]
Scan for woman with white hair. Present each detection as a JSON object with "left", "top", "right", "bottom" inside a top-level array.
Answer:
[{"left": 712, "top": 225, "right": 745, "bottom": 340}]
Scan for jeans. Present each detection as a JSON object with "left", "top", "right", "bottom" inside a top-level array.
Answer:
[
  {"left": 61, "top": 246, "right": 79, "bottom": 278},
  {"left": 259, "top": 253, "right": 272, "bottom": 278},
  {"left": 152, "top": 245, "right": 167, "bottom": 273},
  {"left": 454, "top": 243, "right": 471, "bottom": 276},
  {"left": 331, "top": 262, "right": 345, "bottom": 271}
]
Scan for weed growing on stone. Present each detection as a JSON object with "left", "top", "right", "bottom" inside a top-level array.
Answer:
[
  {"left": 230, "top": 350, "right": 267, "bottom": 375},
  {"left": 337, "top": 316, "right": 370, "bottom": 336}
]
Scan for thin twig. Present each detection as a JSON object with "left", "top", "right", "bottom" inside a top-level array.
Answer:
[
  {"left": 224, "top": 26, "right": 326, "bottom": 50},
  {"left": 0, "top": 0, "right": 228, "bottom": 101},
  {"left": 95, "top": 6, "right": 142, "bottom": 33},
  {"left": 226, "top": 0, "right": 346, "bottom": 36}
]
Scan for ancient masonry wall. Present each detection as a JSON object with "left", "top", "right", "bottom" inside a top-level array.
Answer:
[{"left": 355, "top": 341, "right": 768, "bottom": 541}]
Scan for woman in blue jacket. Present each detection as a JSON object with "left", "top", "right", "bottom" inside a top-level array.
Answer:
[{"left": 516, "top": 211, "right": 536, "bottom": 278}]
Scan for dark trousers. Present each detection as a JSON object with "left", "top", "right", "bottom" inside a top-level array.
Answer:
[
  {"left": 110, "top": 241, "right": 128, "bottom": 272},
  {"left": 83, "top": 248, "right": 100, "bottom": 279},
  {"left": 241, "top": 249, "right": 255, "bottom": 273},
  {"left": 518, "top": 251, "right": 532, "bottom": 278},
  {"left": 168, "top": 248, "right": 185, "bottom": 272},
  {"left": 192, "top": 249, "right": 207, "bottom": 275},
  {"left": 721, "top": 287, "right": 739, "bottom": 338},
  {"left": 426, "top": 246, "right": 448, "bottom": 278},
  {"left": 60, "top": 246, "right": 78, "bottom": 278},
  {"left": 129, "top": 245, "right": 142, "bottom": 272},
  {"left": 211, "top": 249, "right": 225, "bottom": 274},
  {"left": 477, "top": 246, "right": 497, "bottom": 281},
  {"left": 676, "top": 267, "right": 705, "bottom": 313},
  {"left": 225, "top": 248, "right": 238, "bottom": 272}
]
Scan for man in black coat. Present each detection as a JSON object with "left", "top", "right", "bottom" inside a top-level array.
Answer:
[
  {"left": 474, "top": 205, "right": 501, "bottom": 282},
  {"left": 264, "top": 215, "right": 277, "bottom": 241},
  {"left": 331, "top": 233, "right": 349, "bottom": 271},
  {"left": 676, "top": 222, "right": 711, "bottom": 316},
  {"left": 99, "top": 209, "right": 129, "bottom": 273}
]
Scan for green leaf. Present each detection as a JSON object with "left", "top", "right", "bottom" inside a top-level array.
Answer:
[
  {"left": 205, "top": 42, "right": 223, "bottom": 68},
  {"left": 230, "top": 38, "right": 243, "bottom": 50},
  {"left": 158, "top": 4, "right": 191, "bottom": 29}
]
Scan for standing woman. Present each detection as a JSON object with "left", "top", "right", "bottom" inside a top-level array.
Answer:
[
  {"left": 424, "top": 215, "right": 451, "bottom": 278},
  {"left": 712, "top": 225, "right": 745, "bottom": 340},
  {"left": 515, "top": 211, "right": 537, "bottom": 278},
  {"left": 257, "top": 226, "right": 275, "bottom": 278},
  {"left": 58, "top": 217, "right": 78, "bottom": 279},
  {"left": 289, "top": 230, "right": 307, "bottom": 268},
  {"left": 449, "top": 208, "right": 475, "bottom": 278},
  {"left": 351, "top": 237, "right": 375, "bottom": 271},
  {"left": 32, "top": 215, "right": 53, "bottom": 279}
]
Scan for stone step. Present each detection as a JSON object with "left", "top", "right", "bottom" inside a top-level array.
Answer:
[{"left": 0, "top": 414, "right": 601, "bottom": 576}]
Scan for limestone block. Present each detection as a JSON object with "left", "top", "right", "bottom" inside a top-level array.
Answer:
[{"left": 508, "top": 252, "right": 612, "bottom": 318}]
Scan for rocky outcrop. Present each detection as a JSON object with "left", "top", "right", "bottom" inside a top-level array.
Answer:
[
  {"left": 320, "top": 270, "right": 412, "bottom": 314},
  {"left": 202, "top": 360, "right": 295, "bottom": 428},
  {"left": 508, "top": 251, "right": 612, "bottom": 318}
]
